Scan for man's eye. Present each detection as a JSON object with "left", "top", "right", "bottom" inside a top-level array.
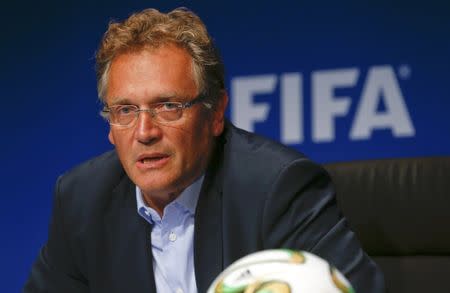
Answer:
[
  {"left": 116, "top": 105, "right": 136, "bottom": 115},
  {"left": 162, "top": 102, "right": 181, "bottom": 110}
]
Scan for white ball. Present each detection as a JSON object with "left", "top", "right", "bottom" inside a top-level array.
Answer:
[{"left": 208, "top": 249, "right": 355, "bottom": 293}]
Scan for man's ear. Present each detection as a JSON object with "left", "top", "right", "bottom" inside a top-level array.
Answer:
[
  {"left": 108, "top": 130, "right": 115, "bottom": 145},
  {"left": 212, "top": 92, "right": 228, "bottom": 137}
]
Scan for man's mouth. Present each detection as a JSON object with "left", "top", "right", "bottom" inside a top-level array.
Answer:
[
  {"left": 141, "top": 156, "right": 165, "bottom": 163},
  {"left": 137, "top": 154, "right": 170, "bottom": 168}
]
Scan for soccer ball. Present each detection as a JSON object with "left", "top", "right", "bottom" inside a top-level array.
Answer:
[{"left": 208, "top": 249, "right": 355, "bottom": 293}]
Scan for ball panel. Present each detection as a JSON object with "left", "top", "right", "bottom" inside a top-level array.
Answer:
[{"left": 208, "top": 249, "right": 355, "bottom": 293}]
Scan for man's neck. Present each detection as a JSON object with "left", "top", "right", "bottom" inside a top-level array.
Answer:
[{"left": 142, "top": 191, "right": 181, "bottom": 217}]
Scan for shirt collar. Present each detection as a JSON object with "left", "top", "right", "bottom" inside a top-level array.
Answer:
[{"left": 136, "top": 175, "right": 204, "bottom": 222}]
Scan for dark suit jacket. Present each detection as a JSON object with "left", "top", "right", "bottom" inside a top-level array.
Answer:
[{"left": 24, "top": 122, "right": 385, "bottom": 292}]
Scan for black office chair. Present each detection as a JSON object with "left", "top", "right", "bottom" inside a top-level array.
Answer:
[{"left": 324, "top": 156, "right": 450, "bottom": 292}]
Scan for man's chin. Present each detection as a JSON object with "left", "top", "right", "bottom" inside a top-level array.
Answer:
[{"left": 135, "top": 176, "right": 180, "bottom": 198}]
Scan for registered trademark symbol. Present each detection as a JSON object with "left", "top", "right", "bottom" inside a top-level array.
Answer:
[{"left": 398, "top": 64, "right": 411, "bottom": 80}]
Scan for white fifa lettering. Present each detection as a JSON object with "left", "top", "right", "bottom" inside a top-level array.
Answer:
[
  {"left": 350, "top": 66, "right": 415, "bottom": 139},
  {"left": 280, "top": 73, "right": 303, "bottom": 144},
  {"left": 231, "top": 75, "right": 275, "bottom": 132},
  {"left": 312, "top": 69, "right": 358, "bottom": 142}
]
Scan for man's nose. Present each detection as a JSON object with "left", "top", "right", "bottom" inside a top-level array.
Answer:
[{"left": 134, "top": 110, "right": 162, "bottom": 144}]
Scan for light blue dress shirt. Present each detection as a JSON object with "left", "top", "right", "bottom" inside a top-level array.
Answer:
[{"left": 136, "top": 176, "right": 204, "bottom": 293}]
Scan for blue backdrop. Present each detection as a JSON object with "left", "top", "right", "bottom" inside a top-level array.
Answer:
[{"left": 2, "top": 1, "right": 449, "bottom": 291}]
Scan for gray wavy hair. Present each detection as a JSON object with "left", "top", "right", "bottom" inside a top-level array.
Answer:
[{"left": 95, "top": 7, "right": 225, "bottom": 108}]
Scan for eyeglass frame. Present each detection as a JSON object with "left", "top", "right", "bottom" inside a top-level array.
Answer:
[{"left": 100, "top": 94, "right": 212, "bottom": 127}]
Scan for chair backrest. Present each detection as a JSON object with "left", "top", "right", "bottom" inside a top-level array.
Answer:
[{"left": 323, "top": 156, "right": 450, "bottom": 292}]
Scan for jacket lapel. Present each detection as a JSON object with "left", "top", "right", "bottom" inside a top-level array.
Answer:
[
  {"left": 194, "top": 180, "right": 223, "bottom": 293},
  {"left": 194, "top": 138, "right": 226, "bottom": 293},
  {"left": 102, "top": 175, "right": 157, "bottom": 293}
]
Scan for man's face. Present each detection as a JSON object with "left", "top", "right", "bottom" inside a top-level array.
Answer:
[{"left": 106, "top": 44, "right": 226, "bottom": 200}]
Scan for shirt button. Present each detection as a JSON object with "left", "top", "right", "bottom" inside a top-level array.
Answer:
[
  {"left": 175, "top": 288, "right": 184, "bottom": 293},
  {"left": 169, "top": 231, "right": 177, "bottom": 242}
]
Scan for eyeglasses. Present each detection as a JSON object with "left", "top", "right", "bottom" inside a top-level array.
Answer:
[{"left": 101, "top": 95, "right": 211, "bottom": 127}]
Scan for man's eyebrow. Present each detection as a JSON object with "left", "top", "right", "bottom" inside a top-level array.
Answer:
[
  {"left": 108, "top": 94, "right": 190, "bottom": 105},
  {"left": 109, "top": 97, "right": 134, "bottom": 105},
  {"left": 154, "top": 92, "right": 188, "bottom": 101}
]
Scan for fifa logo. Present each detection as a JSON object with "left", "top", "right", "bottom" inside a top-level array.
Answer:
[{"left": 230, "top": 65, "right": 415, "bottom": 144}]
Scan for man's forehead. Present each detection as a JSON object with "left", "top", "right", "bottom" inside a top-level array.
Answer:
[
  {"left": 112, "top": 43, "right": 191, "bottom": 64},
  {"left": 105, "top": 44, "right": 198, "bottom": 104}
]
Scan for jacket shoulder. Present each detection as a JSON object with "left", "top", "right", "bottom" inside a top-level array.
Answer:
[
  {"left": 58, "top": 150, "right": 124, "bottom": 190},
  {"left": 54, "top": 150, "right": 127, "bottom": 219},
  {"left": 219, "top": 123, "right": 324, "bottom": 200},
  {"left": 224, "top": 123, "right": 308, "bottom": 169}
]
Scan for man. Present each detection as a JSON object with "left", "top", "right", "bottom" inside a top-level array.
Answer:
[{"left": 24, "top": 7, "right": 385, "bottom": 293}]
